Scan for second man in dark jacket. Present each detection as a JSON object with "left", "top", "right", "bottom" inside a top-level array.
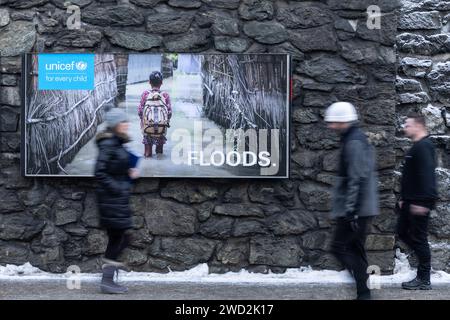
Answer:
[{"left": 397, "top": 113, "right": 438, "bottom": 290}]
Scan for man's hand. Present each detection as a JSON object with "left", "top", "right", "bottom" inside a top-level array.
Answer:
[
  {"left": 395, "top": 200, "right": 403, "bottom": 215},
  {"left": 344, "top": 213, "right": 359, "bottom": 232},
  {"left": 410, "top": 204, "right": 429, "bottom": 216}
]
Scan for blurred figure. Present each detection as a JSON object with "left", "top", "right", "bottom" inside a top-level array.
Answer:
[
  {"left": 325, "top": 102, "right": 379, "bottom": 300},
  {"left": 397, "top": 113, "right": 437, "bottom": 290},
  {"left": 95, "top": 108, "right": 139, "bottom": 294}
]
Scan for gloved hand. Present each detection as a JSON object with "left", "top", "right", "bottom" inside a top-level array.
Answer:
[
  {"left": 344, "top": 212, "right": 359, "bottom": 232},
  {"left": 395, "top": 201, "right": 403, "bottom": 214}
]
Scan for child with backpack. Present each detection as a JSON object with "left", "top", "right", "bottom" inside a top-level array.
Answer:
[{"left": 138, "top": 71, "right": 172, "bottom": 158}]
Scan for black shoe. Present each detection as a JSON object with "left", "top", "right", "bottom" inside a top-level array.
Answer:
[
  {"left": 401, "top": 277, "right": 432, "bottom": 290},
  {"left": 356, "top": 291, "right": 372, "bottom": 300}
]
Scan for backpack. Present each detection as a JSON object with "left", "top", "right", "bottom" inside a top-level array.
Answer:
[{"left": 141, "top": 91, "right": 169, "bottom": 137}]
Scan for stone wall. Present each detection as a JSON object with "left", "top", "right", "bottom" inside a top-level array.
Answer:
[
  {"left": 0, "top": 0, "right": 448, "bottom": 274},
  {"left": 395, "top": 0, "right": 450, "bottom": 272}
]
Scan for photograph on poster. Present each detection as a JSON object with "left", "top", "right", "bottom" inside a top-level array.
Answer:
[{"left": 22, "top": 53, "right": 290, "bottom": 178}]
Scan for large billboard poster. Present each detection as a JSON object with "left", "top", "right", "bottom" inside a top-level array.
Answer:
[{"left": 22, "top": 53, "right": 290, "bottom": 178}]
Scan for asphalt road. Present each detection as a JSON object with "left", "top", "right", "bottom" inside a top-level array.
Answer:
[{"left": 1, "top": 280, "right": 449, "bottom": 300}]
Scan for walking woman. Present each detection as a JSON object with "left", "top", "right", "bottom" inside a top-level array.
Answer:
[{"left": 94, "top": 108, "right": 139, "bottom": 294}]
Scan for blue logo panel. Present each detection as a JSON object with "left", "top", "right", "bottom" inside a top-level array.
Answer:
[{"left": 38, "top": 53, "right": 95, "bottom": 90}]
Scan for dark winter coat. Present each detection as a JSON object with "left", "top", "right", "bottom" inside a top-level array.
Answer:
[
  {"left": 94, "top": 130, "right": 133, "bottom": 229},
  {"left": 400, "top": 135, "right": 438, "bottom": 209},
  {"left": 331, "top": 124, "right": 379, "bottom": 219}
]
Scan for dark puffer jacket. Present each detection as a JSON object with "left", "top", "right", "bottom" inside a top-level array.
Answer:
[{"left": 94, "top": 130, "right": 133, "bottom": 229}]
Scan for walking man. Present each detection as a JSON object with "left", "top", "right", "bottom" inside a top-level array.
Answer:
[
  {"left": 325, "top": 102, "right": 379, "bottom": 300},
  {"left": 397, "top": 113, "right": 438, "bottom": 290}
]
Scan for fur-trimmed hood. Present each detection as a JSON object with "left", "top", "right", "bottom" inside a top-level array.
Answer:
[{"left": 96, "top": 129, "right": 130, "bottom": 144}]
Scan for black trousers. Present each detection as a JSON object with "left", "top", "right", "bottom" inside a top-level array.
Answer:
[
  {"left": 396, "top": 202, "right": 431, "bottom": 282},
  {"left": 331, "top": 217, "right": 372, "bottom": 295},
  {"left": 105, "top": 228, "right": 130, "bottom": 261}
]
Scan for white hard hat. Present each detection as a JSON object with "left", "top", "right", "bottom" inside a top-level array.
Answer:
[{"left": 325, "top": 102, "right": 358, "bottom": 122}]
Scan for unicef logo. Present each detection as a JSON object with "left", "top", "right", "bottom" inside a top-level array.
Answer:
[
  {"left": 75, "top": 61, "right": 88, "bottom": 71},
  {"left": 39, "top": 54, "right": 95, "bottom": 90}
]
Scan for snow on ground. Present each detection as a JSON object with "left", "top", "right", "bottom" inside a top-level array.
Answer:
[
  {"left": 1, "top": 250, "right": 450, "bottom": 285},
  {"left": 431, "top": 242, "right": 450, "bottom": 250}
]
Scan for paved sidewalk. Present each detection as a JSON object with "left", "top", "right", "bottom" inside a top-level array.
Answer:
[{"left": 1, "top": 280, "right": 449, "bottom": 300}]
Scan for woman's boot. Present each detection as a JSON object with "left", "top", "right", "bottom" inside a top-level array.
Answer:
[
  {"left": 102, "top": 257, "right": 131, "bottom": 272},
  {"left": 100, "top": 264, "right": 128, "bottom": 294}
]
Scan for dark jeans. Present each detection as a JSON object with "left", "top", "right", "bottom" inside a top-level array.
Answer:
[
  {"left": 105, "top": 228, "right": 130, "bottom": 261},
  {"left": 396, "top": 202, "right": 431, "bottom": 282},
  {"left": 331, "top": 217, "right": 372, "bottom": 295}
]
